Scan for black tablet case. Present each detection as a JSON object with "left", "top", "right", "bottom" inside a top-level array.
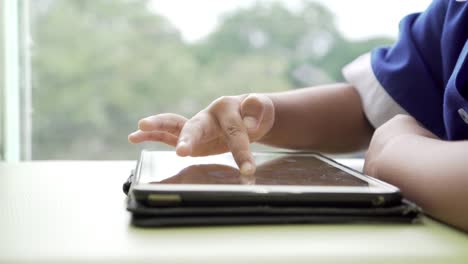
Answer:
[{"left": 123, "top": 172, "right": 421, "bottom": 227}]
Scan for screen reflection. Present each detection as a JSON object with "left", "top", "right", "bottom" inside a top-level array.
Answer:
[{"left": 145, "top": 155, "right": 368, "bottom": 187}]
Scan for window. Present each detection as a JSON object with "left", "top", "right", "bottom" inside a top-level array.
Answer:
[
  {"left": 4, "top": 0, "right": 430, "bottom": 160},
  {"left": 0, "top": 0, "right": 4, "bottom": 160}
]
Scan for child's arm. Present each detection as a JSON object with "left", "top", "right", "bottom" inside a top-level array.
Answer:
[
  {"left": 129, "top": 83, "right": 373, "bottom": 174},
  {"left": 261, "top": 83, "right": 374, "bottom": 152},
  {"left": 364, "top": 115, "right": 468, "bottom": 232}
]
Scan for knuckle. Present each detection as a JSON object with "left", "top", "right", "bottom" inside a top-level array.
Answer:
[
  {"left": 213, "top": 96, "right": 229, "bottom": 106},
  {"left": 174, "top": 120, "right": 183, "bottom": 133},
  {"left": 210, "top": 96, "right": 237, "bottom": 112},
  {"left": 149, "top": 132, "right": 162, "bottom": 141},
  {"left": 222, "top": 115, "right": 245, "bottom": 138},
  {"left": 157, "top": 119, "right": 168, "bottom": 130},
  {"left": 225, "top": 124, "right": 242, "bottom": 137}
]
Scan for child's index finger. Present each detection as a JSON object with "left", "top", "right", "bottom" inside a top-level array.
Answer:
[{"left": 214, "top": 113, "right": 255, "bottom": 175}]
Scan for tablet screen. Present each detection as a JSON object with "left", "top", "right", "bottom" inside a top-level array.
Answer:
[{"left": 138, "top": 152, "right": 368, "bottom": 187}]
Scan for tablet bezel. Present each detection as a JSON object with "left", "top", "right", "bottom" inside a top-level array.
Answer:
[{"left": 131, "top": 150, "right": 401, "bottom": 206}]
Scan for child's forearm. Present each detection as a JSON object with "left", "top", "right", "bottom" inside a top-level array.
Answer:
[
  {"left": 261, "top": 83, "right": 374, "bottom": 153},
  {"left": 374, "top": 135, "right": 468, "bottom": 231}
]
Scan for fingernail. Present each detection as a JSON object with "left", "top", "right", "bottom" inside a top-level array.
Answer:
[
  {"left": 243, "top": 116, "right": 258, "bottom": 130},
  {"left": 240, "top": 162, "right": 255, "bottom": 175}
]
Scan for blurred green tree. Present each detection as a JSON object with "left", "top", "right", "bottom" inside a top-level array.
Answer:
[
  {"left": 193, "top": 1, "right": 393, "bottom": 87},
  {"left": 30, "top": 0, "right": 393, "bottom": 159},
  {"left": 32, "top": 0, "right": 201, "bottom": 158}
]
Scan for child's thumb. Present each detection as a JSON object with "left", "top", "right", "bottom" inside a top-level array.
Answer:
[{"left": 240, "top": 94, "right": 274, "bottom": 140}]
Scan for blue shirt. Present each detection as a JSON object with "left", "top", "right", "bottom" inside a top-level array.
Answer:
[{"left": 371, "top": 0, "right": 468, "bottom": 140}]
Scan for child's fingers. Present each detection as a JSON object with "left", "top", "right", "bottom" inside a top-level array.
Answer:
[
  {"left": 176, "top": 112, "right": 217, "bottom": 157},
  {"left": 240, "top": 94, "right": 275, "bottom": 141},
  {"left": 138, "top": 114, "right": 187, "bottom": 136},
  {"left": 128, "top": 130, "right": 179, "bottom": 146}
]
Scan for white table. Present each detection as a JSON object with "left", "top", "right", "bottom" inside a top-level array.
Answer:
[{"left": 0, "top": 160, "right": 467, "bottom": 264}]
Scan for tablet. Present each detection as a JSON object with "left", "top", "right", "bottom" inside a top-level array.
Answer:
[{"left": 131, "top": 151, "right": 402, "bottom": 207}]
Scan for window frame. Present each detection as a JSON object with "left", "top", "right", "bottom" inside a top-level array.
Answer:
[
  {"left": 0, "top": 0, "right": 3, "bottom": 160},
  {"left": 2, "top": 0, "right": 31, "bottom": 161}
]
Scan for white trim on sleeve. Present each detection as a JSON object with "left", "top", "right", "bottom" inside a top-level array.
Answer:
[{"left": 342, "top": 53, "right": 409, "bottom": 128}]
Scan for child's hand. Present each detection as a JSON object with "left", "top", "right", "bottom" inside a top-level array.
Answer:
[
  {"left": 128, "top": 94, "right": 275, "bottom": 175},
  {"left": 363, "top": 114, "right": 437, "bottom": 178}
]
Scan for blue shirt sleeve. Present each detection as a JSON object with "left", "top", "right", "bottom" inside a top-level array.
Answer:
[{"left": 370, "top": 0, "right": 450, "bottom": 138}]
